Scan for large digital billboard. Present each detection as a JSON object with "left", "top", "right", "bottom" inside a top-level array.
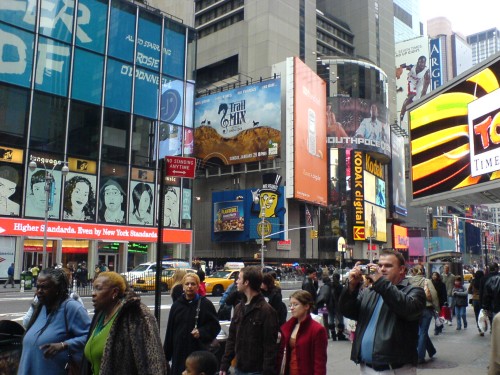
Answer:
[
  {"left": 409, "top": 55, "right": 500, "bottom": 202},
  {"left": 327, "top": 97, "right": 390, "bottom": 159},
  {"left": 194, "top": 79, "right": 281, "bottom": 165},
  {"left": 395, "top": 36, "right": 430, "bottom": 129},
  {"left": 391, "top": 132, "right": 407, "bottom": 216},
  {"left": 293, "top": 57, "right": 328, "bottom": 206}
]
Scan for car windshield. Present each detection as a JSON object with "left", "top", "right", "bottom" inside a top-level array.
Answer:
[
  {"left": 209, "top": 271, "right": 231, "bottom": 278},
  {"left": 130, "top": 264, "right": 151, "bottom": 272},
  {"left": 161, "top": 269, "right": 176, "bottom": 277}
]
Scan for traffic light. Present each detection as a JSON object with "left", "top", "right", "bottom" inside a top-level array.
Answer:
[{"left": 310, "top": 229, "right": 318, "bottom": 239}]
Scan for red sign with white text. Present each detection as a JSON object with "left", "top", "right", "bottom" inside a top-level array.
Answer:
[
  {"left": 165, "top": 156, "right": 196, "bottom": 179},
  {"left": 0, "top": 218, "right": 192, "bottom": 244}
]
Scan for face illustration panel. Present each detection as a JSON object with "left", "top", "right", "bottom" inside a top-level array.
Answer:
[
  {"left": 25, "top": 167, "right": 63, "bottom": 219},
  {"left": 129, "top": 181, "right": 154, "bottom": 226},
  {"left": 163, "top": 186, "right": 180, "bottom": 227},
  {"left": 63, "top": 173, "right": 96, "bottom": 221},
  {"left": 0, "top": 164, "right": 21, "bottom": 216}
]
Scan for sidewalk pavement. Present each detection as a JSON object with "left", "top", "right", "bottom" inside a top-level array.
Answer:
[{"left": 327, "top": 306, "right": 491, "bottom": 374}]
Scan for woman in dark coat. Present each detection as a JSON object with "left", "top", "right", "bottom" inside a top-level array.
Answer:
[
  {"left": 261, "top": 273, "right": 287, "bottom": 326},
  {"left": 431, "top": 271, "right": 448, "bottom": 335},
  {"left": 164, "top": 273, "right": 220, "bottom": 375}
]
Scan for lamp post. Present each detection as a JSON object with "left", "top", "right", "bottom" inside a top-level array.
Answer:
[{"left": 28, "top": 160, "right": 69, "bottom": 269}]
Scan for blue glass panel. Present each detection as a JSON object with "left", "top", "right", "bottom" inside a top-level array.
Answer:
[
  {"left": 0, "top": 0, "right": 36, "bottom": 31},
  {"left": 137, "top": 11, "right": 161, "bottom": 71},
  {"left": 105, "top": 58, "right": 132, "bottom": 112},
  {"left": 39, "top": 0, "right": 74, "bottom": 43},
  {"left": 160, "top": 77, "right": 184, "bottom": 126},
  {"left": 76, "top": 0, "right": 107, "bottom": 53},
  {"left": 34, "top": 37, "right": 70, "bottom": 96},
  {"left": 108, "top": 0, "right": 136, "bottom": 62},
  {"left": 134, "top": 68, "right": 159, "bottom": 119},
  {"left": 158, "top": 123, "right": 183, "bottom": 158},
  {"left": 72, "top": 48, "right": 103, "bottom": 105},
  {"left": 163, "top": 25, "right": 185, "bottom": 79},
  {"left": 0, "top": 23, "right": 34, "bottom": 88},
  {"left": 184, "top": 81, "right": 194, "bottom": 127}
]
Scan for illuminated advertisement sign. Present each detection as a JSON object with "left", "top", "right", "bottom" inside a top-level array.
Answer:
[
  {"left": 293, "top": 57, "right": 328, "bottom": 206},
  {"left": 194, "top": 79, "right": 281, "bottom": 165},
  {"left": 352, "top": 150, "right": 365, "bottom": 240},
  {"left": 214, "top": 201, "right": 245, "bottom": 232},
  {"left": 392, "top": 225, "right": 409, "bottom": 250},
  {"left": 409, "top": 56, "right": 500, "bottom": 201},
  {"left": 364, "top": 202, "right": 386, "bottom": 242},
  {"left": 391, "top": 133, "right": 407, "bottom": 216},
  {"left": 395, "top": 36, "right": 430, "bottom": 128},
  {"left": 327, "top": 97, "right": 390, "bottom": 159},
  {"left": 430, "top": 38, "right": 444, "bottom": 90}
]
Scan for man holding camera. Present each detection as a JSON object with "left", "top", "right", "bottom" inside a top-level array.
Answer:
[{"left": 339, "top": 250, "right": 426, "bottom": 374}]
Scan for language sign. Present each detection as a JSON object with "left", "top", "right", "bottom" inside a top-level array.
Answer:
[{"left": 165, "top": 156, "right": 196, "bottom": 179}]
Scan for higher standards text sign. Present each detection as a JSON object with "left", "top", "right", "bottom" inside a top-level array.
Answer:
[{"left": 165, "top": 156, "right": 196, "bottom": 179}]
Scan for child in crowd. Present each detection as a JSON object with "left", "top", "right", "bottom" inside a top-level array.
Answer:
[
  {"left": 182, "top": 351, "right": 218, "bottom": 375},
  {"left": 452, "top": 276, "right": 468, "bottom": 330}
]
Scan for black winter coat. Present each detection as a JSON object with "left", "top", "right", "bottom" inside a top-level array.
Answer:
[{"left": 164, "top": 295, "right": 220, "bottom": 375}]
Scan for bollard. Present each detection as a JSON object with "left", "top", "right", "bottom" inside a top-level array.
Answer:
[{"left": 20, "top": 279, "right": 24, "bottom": 293}]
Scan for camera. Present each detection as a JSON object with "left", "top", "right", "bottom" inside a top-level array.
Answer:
[{"left": 359, "top": 265, "right": 374, "bottom": 275}]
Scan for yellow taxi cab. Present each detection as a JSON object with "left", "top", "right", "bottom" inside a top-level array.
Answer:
[
  {"left": 205, "top": 269, "right": 240, "bottom": 296},
  {"left": 131, "top": 268, "right": 195, "bottom": 292},
  {"left": 463, "top": 270, "right": 473, "bottom": 282}
]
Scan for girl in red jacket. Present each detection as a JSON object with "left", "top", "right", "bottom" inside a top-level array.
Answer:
[{"left": 277, "top": 290, "right": 328, "bottom": 375}]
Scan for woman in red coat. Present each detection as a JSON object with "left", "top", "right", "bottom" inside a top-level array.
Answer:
[{"left": 277, "top": 290, "right": 328, "bottom": 375}]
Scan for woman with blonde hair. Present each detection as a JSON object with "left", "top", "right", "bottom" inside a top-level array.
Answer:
[
  {"left": 170, "top": 269, "right": 187, "bottom": 302},
  {"left": 164, "top": 273, "right": 220, "bottom": 375},
  {"left": 277, "top": 290, "right": 328, "bottom": 375},
  {"left": 82, "top": 271, "right": 166, "bottom": 374}
]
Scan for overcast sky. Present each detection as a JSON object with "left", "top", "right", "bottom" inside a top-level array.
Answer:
[{"left": 420, "top": 0, "right": 500, "bottom": 36}]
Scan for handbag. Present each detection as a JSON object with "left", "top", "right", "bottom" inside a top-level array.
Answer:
[
  {"left": 63, "top": 301, "right": 80, "bottom": 375},
  {"left": 195, "top": 298, "right": 220, "bottom": 354},
  {"left": 279, "top": 347, "right": 287, "bottom": 375}
]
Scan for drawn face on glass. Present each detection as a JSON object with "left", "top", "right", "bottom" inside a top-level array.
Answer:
[
  {"left": 104, "top": 185, "right": 123, "bottom": 212},
  {"left": 0, "top": 177, "right": 16, "bottom": 199},
  {"left": 164, "top": 190, "right": 177, "bottom": 217},
  {"left": 138, "top": 191, "right": 151, "bottom": 215},
  {"left": 71, "top": 182, "right": 90, "bottom": 212},
  {"left": 32, "top": 181, "right": 47, "bottom": 210}
]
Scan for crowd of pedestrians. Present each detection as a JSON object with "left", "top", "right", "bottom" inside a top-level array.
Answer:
[{"left": 12, "top": 256, "right": 500, "bottom": 375}]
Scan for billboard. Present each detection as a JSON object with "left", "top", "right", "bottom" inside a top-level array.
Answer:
[
  {"left": 327, "top": 98, "right": 390, "bottom": 159},
  {"left": 409, "top": 55, "right": 500, "bottom": 202},
  {"left": 194, "top": 79, "right": 281, "bottom": 165},
  {"left": 395, "top": 36, "right": 430, "bottom": 129},
  {"left": 391, "top": 132, "right": 407, "bottom": 216},
  {"left": 293, "top": 57, "right": 328, "bottom": 206},
  {"left": 392, "top": 224, "right": 409, "bottom": 250},
  {"left": 429, "top": 38, "right": 444, "bottom": 91},
  {"left": 214, "top": 201, "right": 245, "bottom": 232},
  {"left": 0, "top": 147, "right": 24, "bottom": 217}
]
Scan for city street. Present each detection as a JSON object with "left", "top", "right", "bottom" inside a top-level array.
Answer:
[{"left": 0, "top": 284, "right": 491, "bottom": 374}]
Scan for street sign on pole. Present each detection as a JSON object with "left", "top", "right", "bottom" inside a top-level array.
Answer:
[{"left": 165, "top": 156, "right": 196, "bottom": 179}]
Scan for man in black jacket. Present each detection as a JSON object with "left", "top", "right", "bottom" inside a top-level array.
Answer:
[
  {"left": 482, "top": 262, "right": 500, "bottom": 327},
  {"left": 219, "top": 266, "right": 278, "bottom": 375},
  {"left": 339, "top": 250, "right": 425, "bottom": 373},
  {"left": 302, "top": 267, "right": 318, "bottom": 313}
]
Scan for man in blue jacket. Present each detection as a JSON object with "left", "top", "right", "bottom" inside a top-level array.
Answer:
[
  {"left": 340, "top": 250, "right": 425, "bottom": 373},
  {"left": 4, "top": 263, "right": 14, "bottom": 288}
]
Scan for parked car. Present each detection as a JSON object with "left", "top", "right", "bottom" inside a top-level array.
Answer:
[
  {"left": 131, "top": 268, "right": 196, "bottom": 292},
  {"left": 122, "top": 261, "right": 191, "bottom": 282},
  {"left": 205, "top": 269, "right": 240, "bottom": 296}
]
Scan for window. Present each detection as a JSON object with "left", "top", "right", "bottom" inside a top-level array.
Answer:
[
  {"left": 131, "top": 117, "right": 156, "bottom": 167},
  {"left": 0, "top": 84, "right": 29, "bottom": 147},
  {"left": 68, "top": 101, "right": 101, "bottom": 159},
  {"left": 30, "top": 92, "right": 67, "bottom": 152},
  {"left": 102, "top": 108, "right": 130, "bottom": 163}
]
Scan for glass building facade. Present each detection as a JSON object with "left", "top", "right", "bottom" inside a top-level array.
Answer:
[{"left": 0, "top": 0, "right": 196, "bottom": 272}]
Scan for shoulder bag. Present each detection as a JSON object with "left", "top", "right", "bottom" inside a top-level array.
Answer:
[
  {"left": 63, "top": 301, "right": 80, "bottom": 375},
  {"left": 195, "top": 298, "right": 220, "bottom": 354}
]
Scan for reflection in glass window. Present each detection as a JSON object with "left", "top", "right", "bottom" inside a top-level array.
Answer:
[
  {"left": 160, "top": 77, "right": 184, "bottom": 125},
  {"left": 0, "top": 84, "right": 29, "bottom": 147},
  {"left": 102, "top": 109, "right": 130, "bottom": 163},
  {"left": 35, "top": 37, "right": 71, "bottom": 97},
  {"left": 30, "top": 92, "right": 67, "bottom": 152},
  {"left": 108, "top": 0, "right": 136, "bottom": 62},
  {"left": 132, "top": 117, "right": 156, "bottom": 167},
  {"left": 72, "top": 48, "right": 104, "bottom": 105},
  {"left": 158, "top": 123, "right": 182, "bottom": 158},
  {"left": 105, "top": 58, "right": 132, "bottom": 112},
  {"left": 76, "top": 0, "right": 108, "bottom": 53},
  {"left": 68, "top": 101, "right": 100, "bottom": 159}
]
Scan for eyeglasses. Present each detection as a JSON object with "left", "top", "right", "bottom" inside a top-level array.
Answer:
[{"left": 289, "top": 303, "right": 302, "bottom": 309}]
